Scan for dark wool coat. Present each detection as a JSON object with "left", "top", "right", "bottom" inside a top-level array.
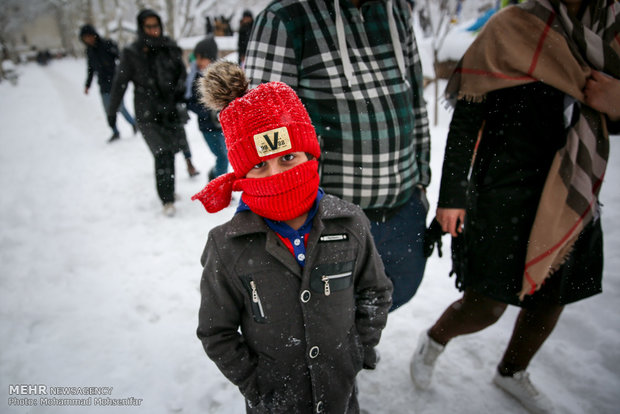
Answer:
[
  {"left": 108, "top": 35, "right": 187, "bottom": 155},
  {"left": 439, "top": 82, "right": 609, "bottom": 307},
  {"left": 84, "top": 36, "right": 119, "bottom": 94},
  {"left": 197, "top": 195, "right": 393, "bottom": 414}
]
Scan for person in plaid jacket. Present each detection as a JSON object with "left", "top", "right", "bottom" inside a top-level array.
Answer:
[{"left": 244, "top": 0, "right": 431, "bottom": 311}]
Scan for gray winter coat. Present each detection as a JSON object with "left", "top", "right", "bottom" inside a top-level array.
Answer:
[{"left": 197, "top": 194, "right": 393, "bottom": 413}]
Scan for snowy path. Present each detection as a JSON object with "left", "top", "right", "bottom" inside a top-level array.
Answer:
[{"left": 1, "top": 59, "right": 619, "bottom": 414}]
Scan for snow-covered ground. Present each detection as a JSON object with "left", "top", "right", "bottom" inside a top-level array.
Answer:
[{"left": 1, "top": 55, "right": 619, "bottom": 414}]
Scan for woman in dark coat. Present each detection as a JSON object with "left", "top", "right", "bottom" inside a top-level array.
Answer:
[
  {"left": 410, "top": 1, "right": 620, "bottom": 413},
  {"left": 108, "top": 9, "right": 194, "bottom": 216}
]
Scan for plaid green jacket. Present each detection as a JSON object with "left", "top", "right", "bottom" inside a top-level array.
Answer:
[{"left": 244, "top": 0, "right": 430, "bottom": 210}]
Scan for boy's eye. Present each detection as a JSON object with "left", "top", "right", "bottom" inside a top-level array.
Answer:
[
  {"left": 282, "top": 153, "right": 295, "bottom": 162},
  {"left": 252, "top": 161, "right": 266, "bottom": 169}
]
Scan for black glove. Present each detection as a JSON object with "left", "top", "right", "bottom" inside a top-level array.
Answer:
[
  {"left": 424, "top": 217, "right": 466, "bottom": 290},
  {"left": 107, "top": 114, "right": 117, "bottom": 129},
  {"left": 176, "top": 102, "right": 190, "bottom": 124},
  {"left": 423, "top": 217, "right": 445, "bottom": 258}
]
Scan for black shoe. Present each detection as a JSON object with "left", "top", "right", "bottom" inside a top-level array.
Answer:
[
  {"left": 108, "top": 132, "right": 120, "bottom": 143},
  {"left": 186, "top": 159, "right": 200, "bottom": 177}
]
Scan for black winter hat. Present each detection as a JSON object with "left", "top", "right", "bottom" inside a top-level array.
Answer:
[
  {"left": 79, "top": 24, "right": 98, "bottom": 38},
  {"left": 194, "top": 36, "right": 218, "bottom": 61},
  {"left": 137, "top": 9, "right": 163, "bottom": 34}
]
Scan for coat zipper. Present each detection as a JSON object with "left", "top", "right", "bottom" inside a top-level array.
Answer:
[
  {"left": 321, "top": 271, "right": 353, "bottom": 296},
  {"left": 250, "top": 280, "right": 265, "bottom": 319}
]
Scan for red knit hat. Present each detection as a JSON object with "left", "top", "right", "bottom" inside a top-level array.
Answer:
[
  {"left": 222, "top": 81, "right": 320, "bottom": 178},
  {"left": 192, "top": 62, "right": 321, "bottom": 214}
]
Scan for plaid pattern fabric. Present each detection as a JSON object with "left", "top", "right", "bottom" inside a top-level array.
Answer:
[
  {"left": 444, "top": 0, "right": 619, "bottom": 299},
  {"left": 244, "top": 0, "right": 430, "bottom": 210}
]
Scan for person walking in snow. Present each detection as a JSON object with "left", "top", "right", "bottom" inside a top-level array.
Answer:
[
  {"left": 193, "top": 61, "right": 392, "bottom": 414},
  {"left": 236, "top": 9, "right": 254, "bottom": 67},
  {"left": 185, "top": 36, "right": 229, "bottom": 181},
  {"left": 243, "top": 0, "right": 431, "bottom": 312},
  {"left": 107, "top": 9, "right": 198, "bottom": 217},
  {"left": 79, "top": 24, "right": 137, "bottom": 143},
  {"left": 410, "top": 1, "right": 620, "bottom": 413}
]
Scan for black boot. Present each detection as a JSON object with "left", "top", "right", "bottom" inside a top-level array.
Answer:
[
  {"left": 108, "top": 132, "right": 120, "bottom": 143},
  {"left": 186, "top": 159, "right": 199, "bottom": 177}
]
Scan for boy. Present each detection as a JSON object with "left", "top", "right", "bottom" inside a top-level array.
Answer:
[
  {"left": 185, "top": 36, "right": 229, "bottom": 181},
  {"left": 193, "top": 61, "right": 393, "bottom": 413}
]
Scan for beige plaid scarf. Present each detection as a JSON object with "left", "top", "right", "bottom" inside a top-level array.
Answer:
[{"left": 445, "top": 0, "right": 620, "bottom": 299}]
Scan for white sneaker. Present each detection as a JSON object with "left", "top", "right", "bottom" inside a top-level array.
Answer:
[
  {"left": 163, "top": 203, "right": 176, "bottom": 217},
  {"left": 410, "top": 330, "right": 445, "bottom": 389},
  {"left": 493, "top": 371, "right": 554, "bottom": 414}
]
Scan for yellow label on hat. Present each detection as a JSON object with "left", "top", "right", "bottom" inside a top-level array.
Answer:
[{"left": 253, "top": 126, "right": 292, "bottom": 157}]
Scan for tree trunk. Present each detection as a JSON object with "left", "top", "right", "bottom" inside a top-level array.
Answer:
[
  {"left": 433, "top": 50, "right": 439, "bottom": 126},
  {"left": 165, "top": 0, "right": 175, "bottom": 39},
  {"left": 96, "top": 0, "right": 109, "bottom": 37}
]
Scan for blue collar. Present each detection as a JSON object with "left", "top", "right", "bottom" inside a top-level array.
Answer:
[
  {"left": 236, "top": 188, "right": 324, "bottom": 267},
  {"left": 235, "top": 188, "right": 324, "bottom": 230}
]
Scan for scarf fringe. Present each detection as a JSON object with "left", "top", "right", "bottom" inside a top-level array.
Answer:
[
  {"left": 442, "top": 92, "right": 487, "bottom": 111},
  {"left": 456, "top": 92, "right": 487, "bottom": 103}
]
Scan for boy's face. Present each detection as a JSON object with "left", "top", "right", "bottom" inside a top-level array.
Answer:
[
  {"left": 196, "top": 56, "right": 212, "bottom": 71},
  {"left": 246, "top": 152, "right": 309, "bottom": 179}
]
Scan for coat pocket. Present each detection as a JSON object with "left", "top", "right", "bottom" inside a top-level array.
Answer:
[
  {"left": 309, "top": 261, "right": 355, "bottom": 296},
  {"left": 255, "top": 355, "right": 296, "bottom": 413},
  {"left": 239, "top": 274, "right": 267, "bottom": 323}
]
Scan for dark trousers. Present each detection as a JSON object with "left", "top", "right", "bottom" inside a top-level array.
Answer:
[
  {"left": 155, "top": 151, "right": 175, "bottom": 204},
  {"left": 368, "top": 187, "right": 429, "bottom": 311}
]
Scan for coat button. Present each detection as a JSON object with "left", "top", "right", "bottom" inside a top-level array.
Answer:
[
  {"left": 316, "top": 401, "right": 324, "bottom": 413},
  {"left": 309, "top": 346, "right": 320, "bottom": 359},
  {"left": 300, "top": 290, "right": 311, "bottom": 303}
]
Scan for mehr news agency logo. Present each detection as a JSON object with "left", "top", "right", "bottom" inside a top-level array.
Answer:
[{"left": 8, "top": 384, "right": 143, "bottom": 408}]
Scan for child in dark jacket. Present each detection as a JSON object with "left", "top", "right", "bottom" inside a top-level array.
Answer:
[
  {"left": 185, "top": 37, "right": 229, "bottom": 180},
  {"left": 192, "top": 61, "right": 393, "bottom": 414}
]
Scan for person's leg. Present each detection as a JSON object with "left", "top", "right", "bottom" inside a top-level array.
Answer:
[
  {"left": 100, "top": 92, "right": 119, "bottom": 136},
  {"left": 202, "top": 129, "right": 229, "bottom": 178},
  {"left": 178, "top": 132, "right": 199, "bottom": 177},
  {"left": 498, "top": 303, "right": 564, "bottom": 375},
  {"left": 178, "top": 130, "right": 192, "bottom": 160},
  {"left": 369, "top": 188, "right": 428, "bottom": 311},
  {"left": 429, "top": 288, "right": 508, "bottom": 345},
  {"left": 492, "top": 302, "right": 563, "bottom": 414},
  {"left": 411, "top": 288, "right": 508, "bottom": 389},
  {"left": 118, "top": 99, "right": 136, "bottom": 129},
  {"left": 154, "top": 151, "right": 175, "bottom": 205}
]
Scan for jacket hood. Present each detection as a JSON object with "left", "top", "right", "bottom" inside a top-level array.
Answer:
[
  {"left": 79, "top": 24, "right": 99, "bottom": 41},
  {"left": 194, "top": 36, "right": 218, "bottom": 60},
  {"left": 137, "top": 9, "right": 164, "bottom": 35}
]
